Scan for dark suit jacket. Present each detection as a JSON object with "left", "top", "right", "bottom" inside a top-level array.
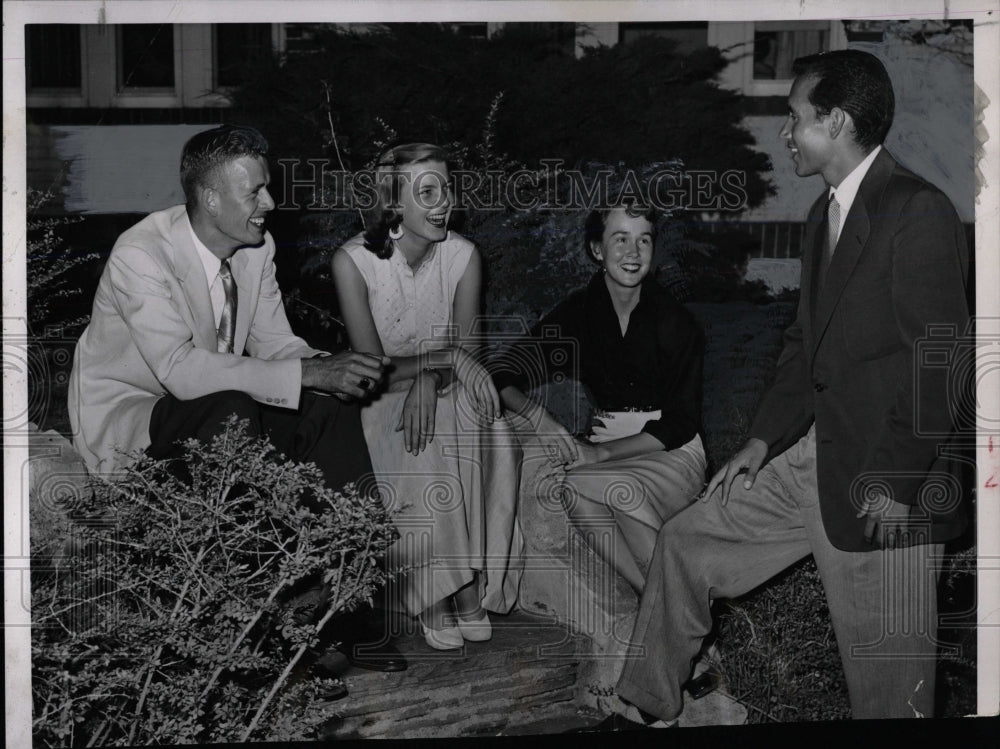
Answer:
[{"left": 750, "top": 148, "right": 970, "bottom": 551}]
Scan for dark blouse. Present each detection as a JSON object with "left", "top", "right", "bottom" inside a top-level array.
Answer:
[{"left": 490, "top": 273, "right": 704, "bottom": 451}]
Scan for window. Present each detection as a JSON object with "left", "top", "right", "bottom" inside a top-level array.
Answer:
[
  {"left": 215, "top": 24, "right": 272, "bottom": 88},
  {"left": 118, "top": 24, "right": 175, "bottom": 91},
  {"left": 452, "top": 23, "right": 489, "bottom": 39},
  {"left": 619, "top": 22, "right": 709, "bottom": 55},
  {"left": 26, "top": 25, "right": 82, "bottom": 90},
  {"left": 709, "top": 21, "right": 847, "bottom": 99},
  {"left": 753, "top": 22, "right": 829, "bottom": 80}
]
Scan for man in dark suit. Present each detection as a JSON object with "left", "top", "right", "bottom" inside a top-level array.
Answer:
[
  {"left": 604, "top": 50, "right": 970, "bottom": 727},
  {"left": 69, "top": 124, "right": 407, "bottom": 673}
]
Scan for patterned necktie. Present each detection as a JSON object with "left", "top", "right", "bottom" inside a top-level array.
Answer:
[
  {"left": 818, "top": 193, "right": 840, "bottom": 289},
  {"left": 217, "top": 259, "right": 237, "bottom": 354}
]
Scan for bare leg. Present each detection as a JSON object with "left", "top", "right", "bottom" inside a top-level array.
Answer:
[
  {"left": 453, "top": 574, "right": 484, "bottom": 619},
  {"left": 419, "top": 597, "right": 454, "bottom": 630}
]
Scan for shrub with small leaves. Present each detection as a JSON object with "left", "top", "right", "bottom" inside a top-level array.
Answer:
[
  {"left": 32, "top": 416, "right": 398, "bottom": 746},
  {"left": 26, "top": 188, "right": 98, "bottom": 335}
]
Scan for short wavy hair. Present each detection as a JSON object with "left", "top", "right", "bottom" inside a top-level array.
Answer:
[
  {"left": 180, "top": 125, "right": 269, "bottom": 210},
  {"left": 583, "top": 202, "right": 660, "bottom": 262},
  {"left": 791, "top": 50, "right": 894, "bottom": 151},
  {"left": 362, "top": 142, "right": 450, "bottom": 259}
]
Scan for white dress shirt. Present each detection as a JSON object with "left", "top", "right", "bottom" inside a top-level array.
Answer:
[
  {"left": 827, "top": 145, "right": 882, "bottom": 248},
  {"left": 187, "top": 218, "right": 226, "bottom": 329}
]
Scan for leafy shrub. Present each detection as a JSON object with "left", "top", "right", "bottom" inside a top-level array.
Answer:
[
  {"left": 26, "top": 188, "right": 98, "bottom": 335},
  {"left": 31, "top": 417, "right": 398, "bottom": 745},
  {"left": 667, "top": 228, "right": 776, "bottom": 304},
  {"left": 226, "top": 24, "right": 773, "bottom": 208}
]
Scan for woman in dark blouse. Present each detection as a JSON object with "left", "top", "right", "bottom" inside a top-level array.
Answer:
[{"left": 492, "top": 204, "right": 706, "bottom": 591}]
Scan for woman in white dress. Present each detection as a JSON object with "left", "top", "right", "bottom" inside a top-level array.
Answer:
[{"left": 332, "top": 143, "right": 522, "bottom": 650}]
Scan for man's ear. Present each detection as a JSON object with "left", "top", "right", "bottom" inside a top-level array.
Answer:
[
  {"left": 200, "top": 184, "right": 219, "bottom": 217},
  {"left": 827, "top": 106, "right": 849, "bottom": 140}
]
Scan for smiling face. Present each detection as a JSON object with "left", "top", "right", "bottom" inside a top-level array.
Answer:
[
  {"left": 780, "top": 74, "right": 836, "bottom": 182},
  {"left": 590, "top": 208, "right": 654, "bottom": 291},
  {"left": 394, "top": 159, "right": 452, "bottom": 250},
  {"left": 202, "top": 155, "right": 274, "bottom": 256}
]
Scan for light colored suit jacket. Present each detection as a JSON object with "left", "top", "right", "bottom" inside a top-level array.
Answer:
[
  {"left": 750, "top": 149, "right": 970, "bottom": 550},
  {"left": 69, "top": 205, "right": 322, "bottom": 474}
]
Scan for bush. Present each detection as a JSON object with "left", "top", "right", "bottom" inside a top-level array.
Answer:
[
  {"left": 26, "top": 189, "right": 98, "bottom": 336},
  {"left": 227, "top": 24, "right": 773, "bottom": 209},
  {"left": 31, "top": 417, "right": 398, "bottom": 745},
  {"left": 667, "top": 228, "right": 776, "bottom": 304}
]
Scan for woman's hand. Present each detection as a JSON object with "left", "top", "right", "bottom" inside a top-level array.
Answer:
[
  {"left": 531, "top": 413, "right": 579, "bottom": 468},
  {"left": 566, "top": 439, "right": 607, "bottom": 471},
  {"left": 396, "top": 371, "right": 439, "bottom": 455},
  {"left": 453, "top": 348, "right": 501, "bottom": 422}
]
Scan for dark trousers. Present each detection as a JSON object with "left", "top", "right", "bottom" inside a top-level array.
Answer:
[
  {"left": 148, "top": 389, "right": 389, "bottom": 631},
  {"left": 147, "top": 389, "right": 375, "bottom": 495}
]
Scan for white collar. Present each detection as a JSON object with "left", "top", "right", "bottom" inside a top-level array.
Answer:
[
  {"left": 186, "top": 213, "right": 224, "bottom": 284},
  {"left": 829, "top": 145, "right": 882, "bottom": 216}
]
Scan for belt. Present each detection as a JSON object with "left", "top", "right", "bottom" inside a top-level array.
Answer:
[{"left": 593, "top": 405, "right": 659, "bottom": 416}]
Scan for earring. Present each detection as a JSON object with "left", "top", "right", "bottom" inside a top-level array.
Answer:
[{"left": 389, "top": 223, "right": 404, "bottom": 241}]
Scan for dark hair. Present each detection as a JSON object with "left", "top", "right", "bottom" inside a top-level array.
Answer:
[
  {"left": 180, "top": 125, "right": 269, "bottom": 211},
  {"left": 583, "top": 203, "right": 659, "bottom": 261},
  {"left": 362, "top": 142, "right": 450, "bottom": 259},
  {"left": 791, "top": 50, "right": 894, "bottom": 151}
]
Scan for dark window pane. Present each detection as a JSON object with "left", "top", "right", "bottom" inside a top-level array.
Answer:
[
  {"left": 619, "top": 22, "right": 708, "bottom": 55},
  {"left": 453, "top": 23, "right": 488, "bottom": 39},
  {"left": 215, "top": 24, "right": 272, "bottom": 87},
  {"left": 753, "top": 26, "right": 829, "bottom": 80},
  {"left": 497, "top": 22, "right": 576, "bottom": 57},
  {"left": 119, "top": 24, "right": 174, "bottom": 90},
  {"left": 26, "top": 25, "right": 82, "bottom": 89}
]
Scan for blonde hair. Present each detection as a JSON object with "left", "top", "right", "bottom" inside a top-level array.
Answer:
[{"left": 362, "top": 142, "right": 449, "bottom": 259}]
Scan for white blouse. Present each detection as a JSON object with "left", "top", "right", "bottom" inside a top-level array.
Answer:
[{"left": 340, "top": 231, "right": 474, "bottom": 360}]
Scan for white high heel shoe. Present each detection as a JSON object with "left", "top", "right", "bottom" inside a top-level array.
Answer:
[
  {"left": 456, "top": 609, "right": 492, "bottom": 642},
  {"left": 420, "top": 620, "right": 464, "bottom": 650}
]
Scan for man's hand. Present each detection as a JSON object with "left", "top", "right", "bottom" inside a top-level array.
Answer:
[
  {"left": 396, "top": 372, "right": 438, "bottom": 455},
  {"left": 301, "top": 351, "right": 389, "bottom": 400},
  {"left": 702, "top": 438, "right": 768, "bottom": 505},
  {"left": 857, "top": 488, "right": 914, "bottom": 548}
]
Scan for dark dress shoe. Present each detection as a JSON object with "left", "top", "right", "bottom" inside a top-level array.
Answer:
[
  {"left": 323, "top": 606, "right": 408, "bottom": 672},
  {"left": 566, "top": 713, "right": 654, "bottom": 732},
  {"left": 335, "top": 637, "right": 408, "bottom": 672},
  {"left": 316, "top": 681, "right": 349, "bottom": 702}
]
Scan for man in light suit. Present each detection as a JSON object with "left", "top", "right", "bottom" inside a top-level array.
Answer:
[
  {"left": 595, "top": 50, "right": 970, "bottom": 728},
  {"left": 68, "top": 124, "right": 406, "bottom": 672}
]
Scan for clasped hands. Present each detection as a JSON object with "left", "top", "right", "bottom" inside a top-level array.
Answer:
[
  {"left": 702, "top": 437, "right": 915, "bottom": 547},
  {"left": 300, "top": 350, "right": 390, "bottom": 400}
]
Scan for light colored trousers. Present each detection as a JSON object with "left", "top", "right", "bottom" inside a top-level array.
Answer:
[{"left": 617, "top": 427, "right": 942, "bottom": 721}]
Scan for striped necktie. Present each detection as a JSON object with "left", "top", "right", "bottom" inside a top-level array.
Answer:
[
  {"left": 217, "top": 259, "right": 237, "bottom": 354},
  {"left": 817, "top": 193, "right": 840, "bottom": 289}
]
